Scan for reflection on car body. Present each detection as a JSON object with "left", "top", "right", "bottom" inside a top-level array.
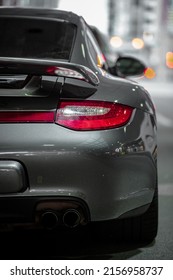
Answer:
[{"left": 0, "top": 7, "right": 158, "bottom": 243}]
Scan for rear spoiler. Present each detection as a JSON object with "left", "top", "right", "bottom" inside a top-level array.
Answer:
[{"left": 0, "top": 57, "right": 99, "bottom": 86}]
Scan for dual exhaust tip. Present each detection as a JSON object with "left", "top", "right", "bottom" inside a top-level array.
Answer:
[{"left": 41, "top": 209, "right": 81, "bottom": 230}]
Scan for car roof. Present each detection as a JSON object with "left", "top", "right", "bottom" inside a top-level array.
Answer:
[{"left": 0, "top": 7, "right": 81, "bottom": 25}]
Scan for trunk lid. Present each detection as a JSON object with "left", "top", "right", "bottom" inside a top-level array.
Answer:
[{"left": 0, "top": 57, "right": 99, "bottom": 121}]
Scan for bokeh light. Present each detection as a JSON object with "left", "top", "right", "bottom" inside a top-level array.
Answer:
[
  {"left": 144, "top": 67, "right": 156, "bottom": 79},
  {"left": 132, "top": 38, "right": 144, "bottom": 49},
  {"left": 110, "top": 36, "right": 123, "bottom": 48},
  {"left": 166, "top": 52, "right": 173, "bottom": 68}
]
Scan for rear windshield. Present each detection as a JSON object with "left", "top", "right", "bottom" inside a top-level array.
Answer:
[{"left": 0, "top": 17, "right": 76, "bottom": 60}]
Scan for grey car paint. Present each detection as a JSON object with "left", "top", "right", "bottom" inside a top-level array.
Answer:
[{"left": 0, "top": 8, "right": 157, "bottom": 240}]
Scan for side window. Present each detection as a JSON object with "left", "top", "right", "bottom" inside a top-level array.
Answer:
[{"left": 86, "top": 29, "right": 108, "bottom": 70}]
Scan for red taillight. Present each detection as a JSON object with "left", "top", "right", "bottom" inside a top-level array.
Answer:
[
  {"left": 0, "top": 102, "right": 133, "bottom": 129},
  {"left": 0, "top": 111, "right": 55, "bottom": 123},
  {"left": 55, "top": 101, "right": 133, "bottom": 130}
]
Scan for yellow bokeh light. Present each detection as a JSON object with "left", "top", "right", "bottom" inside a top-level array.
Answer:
[
  {"left": 144, "top": 67, "right": 156, "bottom": 79},
  {"left": 166, "top": 52, "right": 173, "bottom": 68},
  {"left": 110, "top": 36, "right": 123, "bottom": 48},
  {"left": 132, "top": 38, "right": 144, "bottom": 49}
]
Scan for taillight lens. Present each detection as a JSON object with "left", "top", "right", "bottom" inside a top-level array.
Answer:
[
  {"left": 0, "top": 111, "right": 55, "bottom": 123},
  {"left": 0, "top": 101, "right": 133, "bottom": 129},
  {"left": 55, "top": 101, "right": 133, "bottom": 130}
]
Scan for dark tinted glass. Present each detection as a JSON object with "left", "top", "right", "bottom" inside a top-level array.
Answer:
[{"left": 0, "top": 17, "right": 76, "bottom": 60}]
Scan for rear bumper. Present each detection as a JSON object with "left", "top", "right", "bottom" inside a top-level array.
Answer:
[
  {"left": 0, "top": 152, "right": 157, "bottom": 226},
  {"left": 0, "top": 109, "right": 157, "bottom": 227},
  {"left": 0, "top": 194, "right": 151, "bottom": 231}
]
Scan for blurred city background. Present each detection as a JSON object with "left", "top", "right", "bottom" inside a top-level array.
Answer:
[{"left": 0, "top": 0, "right": 173, "bottom": 82}]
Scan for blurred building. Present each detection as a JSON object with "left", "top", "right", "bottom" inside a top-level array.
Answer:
[
  {"left": 0, "top": 0, "right": 59, "bottom": 7},
  {"left": 108, "top": 0, "right": 173, "bottom": 80},
  {"left": 108, "top": 0, "right": 162, "bottom": 45},
  {"left": 167, "top": 0, "right": 173, "bottom": 35}
]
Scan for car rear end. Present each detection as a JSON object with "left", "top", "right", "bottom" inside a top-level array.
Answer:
[{"left": 0, "top": 8, "right": 157, "bottom": 237}]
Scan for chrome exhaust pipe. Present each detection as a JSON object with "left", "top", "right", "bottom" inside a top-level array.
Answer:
[
  {"left": 63, "top": 209, "right": 81, "bottom": 228},
  {"left": 41, "top": 211, "right": 58, "bottom": 230}
]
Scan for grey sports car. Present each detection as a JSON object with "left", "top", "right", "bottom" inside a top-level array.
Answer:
[{"left": 0, "top": 7, "right": 157, "bottom": 243}]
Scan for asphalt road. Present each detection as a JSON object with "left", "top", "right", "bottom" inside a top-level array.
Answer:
[{"left": 1, "top": 80, "right": 173, "bottom": 260}]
